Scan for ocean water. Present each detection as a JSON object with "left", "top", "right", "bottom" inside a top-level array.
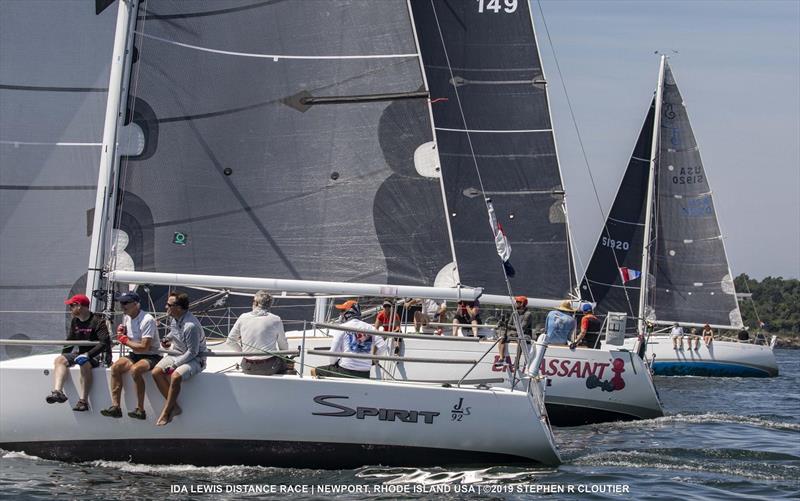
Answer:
[{"left": 1, "top": 350, "right": 797, "bottom": 500}]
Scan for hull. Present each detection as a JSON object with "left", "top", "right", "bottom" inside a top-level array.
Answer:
[
  {"left": 623, "top": 335, "right": 779, "bottom": 377},
  {"left": 0, "top": 354, "right": 559, "bottom": 467},
  {"left": 295, "top": 334, "right": 664, "bottom": 426}
]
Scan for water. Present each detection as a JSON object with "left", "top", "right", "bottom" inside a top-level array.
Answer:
[{"left": 2, "top": 350, "right": 798, "bottom": 500}]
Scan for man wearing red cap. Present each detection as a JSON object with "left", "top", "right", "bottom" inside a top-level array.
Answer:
[
  {"left": 45, "top": 294, "right": 111, "bottom": 411},
  {"left": 311, "top": 300, "right": 387, "bottom": 379}
]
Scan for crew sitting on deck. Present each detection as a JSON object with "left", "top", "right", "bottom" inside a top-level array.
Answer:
[
  {"left": 151, "top": 292, "right": 206, "bottom": 426},
  {"left": 311, "top": 300, "right": 387, "bottom": 379},
  {"left": 671, "top": 322, "right": 684, "bottom": 350},
  {"left": 45, "top": 294, "right": 111, "bottom": 412},
  {"left": 702, "top": 323, "right": 714, "bottom": 346},
  {"left": 225, "top": 290, "right": 289, "bottom": 376},
  {"left": 101, "top": 291, "right": 161, "bottom": 420},
  {"left": 687, "top": 327, "right": 700, "bottom": 351},
  {"left": 452, "top": 299, "right": 481, "bottom": 337}
]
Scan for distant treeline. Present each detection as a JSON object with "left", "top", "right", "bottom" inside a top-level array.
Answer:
[{"left": 735, "top": 274, "right": 800, "bottom": 334}]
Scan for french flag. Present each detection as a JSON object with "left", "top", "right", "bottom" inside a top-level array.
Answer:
[{"left": 619, "top": 267, "right": 641, "bottom": 283}]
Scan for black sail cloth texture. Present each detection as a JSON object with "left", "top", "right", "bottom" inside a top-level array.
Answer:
[
  {"left": 410, "top": 0, "right": 574, "bottom": 299},
  {"left": 116, "top": 0, "right": 451, "bottom": 287}
]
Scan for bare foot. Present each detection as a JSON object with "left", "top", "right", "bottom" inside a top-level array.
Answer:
[
  {"left": 156, "top": 414, "right": 171, "bottom": 426},
  {"left": 172, "top": 404, "right": 182, "bottom": 417}
]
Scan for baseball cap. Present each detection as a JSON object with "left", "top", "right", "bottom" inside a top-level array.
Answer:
[
  {"left": 116, "top": 291, "right": 141, "bottom": 303},
  {"left": 382, "top": 300, "right": 392, "bottom": 307},
  {"left": 64, "top": 294, "right": 90, "bottom": 307},
  {"left": 335, "top": 300, "right": 359, "bottom": 311}
]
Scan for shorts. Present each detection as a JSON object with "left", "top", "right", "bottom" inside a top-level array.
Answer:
[
  {"left": 63, "top": 352, "right": 100, "bottom": 368},
  {"left": 155, "top": 355, "right": 205, "bottom": 381},
  {"left": 242, "top": 356, "right": 287, "bottom": 376},
  {"left": 122, "top": 353, "right": 163, "bottom": 370},
  {"left": 315, "top": 363, "right": 370, "bottom": 379}
]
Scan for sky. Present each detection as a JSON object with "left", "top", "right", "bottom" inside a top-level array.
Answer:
[{"left": 531, "top": 0, "right": 800, "bottom": 280}]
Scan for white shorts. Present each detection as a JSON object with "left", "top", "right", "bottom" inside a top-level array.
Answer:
[{"left": 156, "top": 355, "right": 205, "bottom": 381}]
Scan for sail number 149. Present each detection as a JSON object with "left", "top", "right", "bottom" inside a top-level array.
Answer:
[{"left": 477, "top": 0, "right": 518, "bottom": 13}]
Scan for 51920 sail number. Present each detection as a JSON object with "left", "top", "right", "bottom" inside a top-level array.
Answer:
[
  {"left": 477, "top": 0, "right": 518, "bottom": 14},
  {"left": 672, "top": 166, "right": 703, "bottom": 185},
  {"left": 602, "top": 237, "right": 629, "bottom": 251}
]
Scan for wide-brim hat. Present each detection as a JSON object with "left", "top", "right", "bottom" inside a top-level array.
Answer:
[{"left": 556, "top": 300, "right": 574, "bottom": 312}]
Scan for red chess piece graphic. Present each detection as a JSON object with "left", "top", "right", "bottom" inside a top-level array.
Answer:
[{"left": 610, "top": 357, "right": 626, "bottom": 391}]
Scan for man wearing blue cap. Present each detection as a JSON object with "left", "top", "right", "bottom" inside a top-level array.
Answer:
[{"left": 100, "top": 291, "right": 160, "bottom": 420}]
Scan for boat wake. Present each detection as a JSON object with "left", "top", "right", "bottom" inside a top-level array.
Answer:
[
  {"left": 590, "top": 412, "right": 800, "bottom": 432},
  {"left": 357, "top": 466, "right": 556, "bottom": 485},
  {"left": 573, "top": 449, "right": 800, "bottom": 482}
]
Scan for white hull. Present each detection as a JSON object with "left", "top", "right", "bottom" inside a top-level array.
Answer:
[
  {"left": 0, "top": 354, "right": 560, "bottom": 467},
  {"left": 624, "top": 335, "right": 779, "bottom": 377},
  {"left": 292, "top": 333, "right": 663, "bottom": 426}
]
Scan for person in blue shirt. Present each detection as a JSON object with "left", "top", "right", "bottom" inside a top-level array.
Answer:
[
  {"left": 527, "top": 300, "right": 576, "bottom": 376},
  {"left": 544, "top": 300, "right": 577, "bottom": 345}
]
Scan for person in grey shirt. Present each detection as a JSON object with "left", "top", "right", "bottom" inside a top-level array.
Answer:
[
  {"left": 152, "top": 292, "right": 206, "bottom": 426},
  {"left": 226, "top": 290, "right": 289, "bottom": 375}
]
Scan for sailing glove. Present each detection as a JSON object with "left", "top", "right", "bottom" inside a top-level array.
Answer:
[
  {"left": 117, "top": 335, "right": 129, "bottom": 345},
  {"left": 75, "top": 354, "right": 89, "bottom": 366}
]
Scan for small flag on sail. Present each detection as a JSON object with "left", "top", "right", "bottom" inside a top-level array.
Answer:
[
  {"left": 486, "top": 198, "right": 515, "bottom": 277},
  {"left": 619, "top": 267, "right": 641, "bottom": 283}
]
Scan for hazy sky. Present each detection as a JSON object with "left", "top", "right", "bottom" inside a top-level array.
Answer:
[{"left": 531, "top": 0, "right": 800, "bottom": 280}]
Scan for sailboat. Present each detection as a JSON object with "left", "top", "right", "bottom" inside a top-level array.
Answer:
[
  {"left": 580, "top": 56, "right": 778, "bottom": 377},
  {"left": 0, "top": 0, "right": 560, "bottom": 466},
  {"left": 297, "top": 0, "right": 661, "bottom": 426}
]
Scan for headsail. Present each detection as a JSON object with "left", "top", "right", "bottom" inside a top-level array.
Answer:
[
  {"left": 0, "top": 2, "right": 116, "bottom": 354},
  {"left": 579, "top": 102, "right": 656, "bottom": 322},
  {"left": 581, "top": 59, "right": 742, "bottom": 328},
  {"left": 111, "top": 1, "right": 451, "bottom": 292},
  {"left": 410, "top": 0, "right": 575, "bottom": 299}
]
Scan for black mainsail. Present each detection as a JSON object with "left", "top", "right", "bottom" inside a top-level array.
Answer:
[
  {"left": 0, "top": 2, "right": 116, "bottom": 355},
  {"left": 111, "top": 1, "right": 452, "bottom": 293},
  {"left": 410, "top": 0, "right": 575, "bottom": 299},
  {"left": 580, "top": 58, "right": 742, "bottom": 329}
]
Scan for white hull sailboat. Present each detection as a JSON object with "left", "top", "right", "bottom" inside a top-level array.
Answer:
[
  {"left": 579, "top": 56, "right": 778, "bottom": 377},
  {"left": 0, "top": 352, "right": 559, "bottom": 467},
  {"left": 622, "top": 335, "right": 778, "bottom": 378},
  {"left": 0, "top": 0, "right": 562, "bottom": 467}
]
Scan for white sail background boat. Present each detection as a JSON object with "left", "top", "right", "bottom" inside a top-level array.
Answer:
[
  {"left": 0, "top": 0, "right": 560, "bottom": 466},
  {"left": 581, "top": 56, "right": 778, "bottom": 377}
]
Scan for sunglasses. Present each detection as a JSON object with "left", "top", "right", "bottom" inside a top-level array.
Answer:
[
  {"left": 166, "top": 303, "right": 178, "bottom": 308},
  {"left": 69, "top": 303, "right": 82, "bottom": 308},
  {"left": 120, "top": 301, "right": 133, "bottom": 306}
]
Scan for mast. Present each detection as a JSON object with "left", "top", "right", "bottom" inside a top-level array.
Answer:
[
  {"left": 86, "top": 0, "right": 138, "bottom": 309},
  {"left": 637, "top": 55, "right": 666, "bottom": 334}
]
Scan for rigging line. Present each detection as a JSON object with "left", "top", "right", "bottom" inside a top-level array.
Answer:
[
  {"left": 434, "top": 127, "right": 552, "bottom": 133},
  {"left": 138, "top": 32, "right": 419, "bottom": 60},
  {"left": 535, "top": 0, "right": 635, "bottom": 316}
]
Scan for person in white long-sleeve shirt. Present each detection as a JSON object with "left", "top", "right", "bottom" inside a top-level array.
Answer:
[
  {"left": 226, "top": 290, "right": 289, "bottom": 375},
  {"left": 311, "top": 300, "right": 387, "bottom": 379},
  {"left": 152, "top": 292, "right": 206, "bottom": 426}
]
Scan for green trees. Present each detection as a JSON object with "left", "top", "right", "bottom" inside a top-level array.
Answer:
[{"left": 735, "top": 274, "right": 800, "bottom": 333}]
